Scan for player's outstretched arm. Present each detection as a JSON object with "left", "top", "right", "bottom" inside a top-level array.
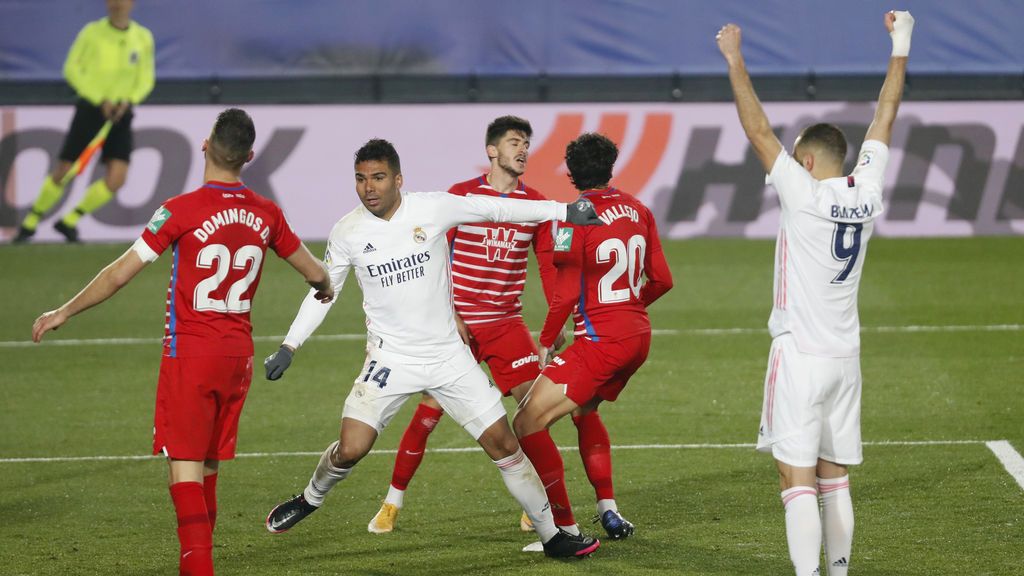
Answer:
[
  {"left": 32, "top": 248, "right": 148, "bottom": 343},
  {"left": 285, "top": 243, "right": 334, "bottom": 303},
  {"left": 717, "top": 23, "right": 783, "bottom": 173},
  {"left": 865, "top": 10, "right": 913, "bottom": 145}
]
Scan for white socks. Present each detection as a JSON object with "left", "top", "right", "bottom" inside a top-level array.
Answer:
[
  {"left": 597, "top": 498, "right": 617, "bottom": 516},
  {"left": 303, "top": 441, "right": 352, "bottom": 507},
  {"left": 781, "top": 486, "right": 822, "bottom": 576},
  {"left": 818, "top": 476, "right": 853, "bottom": 576},
  {"left": 493, "top": 448, "right": 558, "bottom": 542},
  {"left": 384, "top": 484, "right": 405, "bottom": 508}
]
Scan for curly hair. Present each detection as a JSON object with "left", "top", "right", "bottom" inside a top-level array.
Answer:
[
  {"left": 354, "top": 138, "right": 402, "bottom": 174},
  {"left": 565, "top": 132, "right": 618, "bottom": 191}
]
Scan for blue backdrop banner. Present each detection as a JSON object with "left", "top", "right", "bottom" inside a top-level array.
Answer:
[{"left": 2, "top": 1, "right": 1022, "bottom": 80}]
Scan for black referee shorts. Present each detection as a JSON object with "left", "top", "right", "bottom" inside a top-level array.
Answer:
[{"left": 58, "top": 98, "right": 134, "bottom": 163}]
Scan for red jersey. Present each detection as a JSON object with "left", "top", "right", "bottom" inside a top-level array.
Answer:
[
  {"left": 138, "top": 181, "right": 301, "bottom": 358},
  {"left": 447, "top": 175, "right": 556, "bottom": 325},
  {"left": 539, "top": 188, "right": 673, "bottom": 348}
]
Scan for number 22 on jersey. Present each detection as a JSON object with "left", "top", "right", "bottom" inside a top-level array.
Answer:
[
  {"left": 596, "top": 234, "right": 647, "bottom": 304},
  {"left": 193, "top": 244, "right": 264, "bottom": 313}
]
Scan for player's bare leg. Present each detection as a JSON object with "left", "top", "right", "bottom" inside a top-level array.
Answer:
[
  {"left": 776, "top": 460, "right": 823, "bottom": 575},
  {"left": 57, "top": 159, "right": 129, "bottom": 241},
  {"left": 267, "top": 418, "right": 378, "bottom": 533},
  {"left": 572, "top": 398, "right": 633, "bottom": 539},
  {"left": 167, "top": 459, "right": 214, "bottom": 576},
  {"left": 476, "top": 414, "right": 600, "bottom": 558},
  {"left": 513, "top": 375, "right": 582, "bottom": 534},
  {"left": 370, "top": 393, "right": 444, "bottom": 533},
  {"left": 817, "top": 459, "right": 852, "bottom": 576}
]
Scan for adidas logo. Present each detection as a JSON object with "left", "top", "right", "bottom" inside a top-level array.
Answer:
[
  {"left": 363, "top": 243, "right": 376, "bottom": 253},
  {"left": 832, "top": 557, "right": 848, "bottom": 567}
]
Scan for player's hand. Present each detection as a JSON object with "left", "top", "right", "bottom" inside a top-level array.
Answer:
[
  {"left": 538, "top": 345, "right": 551, "bottom": 368},
  {"left": 565, "top": 198, "right": 603, "bottom": 226},
  {"left": 887, "top": 10, "right": 914, "bottom": 57},
  {"left": 552, "top": 329, "right": 567, "bottom": 352},
  {"left": 455, "top": 313, "right": 473, "bottom": 345},
  {"left": 716, "top": 23, "right": 743, "bottom": 63},
  {"left": 112, "top": 102, "right": 130, "bottom": 123},
  {"left": 314, "top": 286, "right": 334, "bottom": 303},
  {"left": 100, "top": 100, "right": 115, "bottom": 120},
  {"left": 264, "top": 345, "right": 295, "bottom": 380},
  {"left": 32, "top": 309, "right": 68, "bottom": 343}
]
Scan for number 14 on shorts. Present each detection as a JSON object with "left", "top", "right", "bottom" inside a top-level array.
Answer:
[{"left": 363, "top": 360, "right": 391, "bottom": 388}]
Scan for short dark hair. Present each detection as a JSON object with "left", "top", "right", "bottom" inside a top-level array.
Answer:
[
  {"left": 565, "top": 132, "right": 618, "bottom": 191},
  {"left": 796, "top": 123, "right": 848, "bottom": 165},
  {"left": 354, "top": 138, "right": 401, "bottom": 174},
  {"left": 486, "top": 116, "right": 532, "bottom": 147},
  {"left": 209, "top": 108, "right": 255, "bottom": 171}
]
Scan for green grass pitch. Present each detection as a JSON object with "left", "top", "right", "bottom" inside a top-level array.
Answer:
[{"left": 1, "top": 236, "right": 1021, "bottom": 575}]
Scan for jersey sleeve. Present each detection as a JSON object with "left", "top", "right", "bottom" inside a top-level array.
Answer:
[
  {"left": 766, "top": 149, "right": 816, "bottom": 214},
  {"left": 851, "top": 140, "right": 890, "bottom": 189},
  {"left": 269, "top": 203, "right": 302, "bottom": 259},
  {"left": 433, "top": 193, "right": 565, "bottom": 231},
  {"left": 539, "top": 221, "right": 585, "bottom": 347},
  {"left": 282, "top": 225, "right": 351, "bottom": 349},
  {"left": 130, "top": 27, "right": 156, "bottom": 104},
  {"left": 134, "top": 202, "right": 184, "bottom": 262},
  {"left": 533, "top": 220, "right": 557, "bottom": 303},
  {"left": 63, "top": 23, "right": 103, "bottom": 105},
  {"left": 639, "top": 210, "right": 674, "bottom": 307},
  {"left": 444, "top": 184, "right": 467, "bottom": 249}
]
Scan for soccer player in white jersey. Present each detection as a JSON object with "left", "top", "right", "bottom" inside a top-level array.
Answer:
[
  {"left": 262, "top": 138, "right": 604, "bottom": 558},
  {"left": 717, "top": 10, "right": 913, "bottom": 576}
]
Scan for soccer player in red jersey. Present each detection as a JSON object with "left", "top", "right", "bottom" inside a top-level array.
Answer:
[
  {"left": 513, "top": 132, "right": 674, "bottom": 540},
  {"left": 31, "top": 108, "right": 333, "bottom": 576},
  {"left": 367, "top": 117, "right": 620, "bottom": 537}
]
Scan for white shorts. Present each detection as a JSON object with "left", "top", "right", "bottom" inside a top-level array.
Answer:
[
  {"left": 756, "top": 334, "right": 863, "bottom": 467},
  {"left": 342, "top": 345, "right": 505, "bottom": 440}
]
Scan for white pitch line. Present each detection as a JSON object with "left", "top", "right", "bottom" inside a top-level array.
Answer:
[
  {"left": 2, "top": 324, "right": 1020, "bottom": 348},
  {"left": 0, "top": 439, "right": 996, "bottom": 464},
  {"left": 986, "top": 441, "right": 1024, "bottom": 491}
]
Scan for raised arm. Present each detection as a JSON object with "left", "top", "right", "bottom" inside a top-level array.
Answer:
[
  {"left": 717, "top": 23, "right": 783, "bottom": 173},
  {"left": 865, "top": 11, "right": 914, "bottom": 145}
]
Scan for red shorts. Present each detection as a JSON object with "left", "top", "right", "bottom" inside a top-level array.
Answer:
[
  {"left": 541, "top": 333, "right": 651, "bottom": 406},
  {"left": 468, "top": 318, "right": 541, "bottom": 396},
  {"left": 153, "top": 355, "right": 253, "bottom": 461}
]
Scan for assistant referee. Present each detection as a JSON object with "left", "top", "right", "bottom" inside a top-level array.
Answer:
[{"left": 15, "top": 0, "right": 154, "bottom": 243}]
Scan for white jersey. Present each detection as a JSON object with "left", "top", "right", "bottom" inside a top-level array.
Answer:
[
  {"left": 766, "top": 140, "right": 889, "bottom": 357},
  {"left": 283, "top": 191, "right": 566, "bottom": 360}
]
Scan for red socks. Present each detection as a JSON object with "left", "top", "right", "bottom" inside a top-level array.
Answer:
[
  {"left": 573, "top": 411, "right": 615, "bottom": 501},
  {"left": 390, "top": 403, "right": 444, "bottom": 490},
  {"left": 203, "top": 473, "right": 218, "bottom": 531},
  {"left": 170, "top": 482, "right": 213, "bottom": 576},
  {"left": 519, "top": 430, "right": 576, "bottom": 527}
]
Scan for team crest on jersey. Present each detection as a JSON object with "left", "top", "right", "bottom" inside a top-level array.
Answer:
[
  {"left": 413, "top": 227, "right": 427, "bottom": 243},
  {"left": 483, "top": 227, "right": 516, "bottom": 261},
  {"left": 554, "top": 227, "right": 574, "bottom": 252},
  {"left": 146, "top": 207, "right": 171, "bottom": 233}
]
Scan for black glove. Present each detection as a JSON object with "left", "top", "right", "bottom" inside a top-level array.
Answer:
[
  {"left": 565, "top": 198, "right": 604, "bottom": 226},
  {"left": 264, "top": 345, "right": 294, "bottom": 380}
]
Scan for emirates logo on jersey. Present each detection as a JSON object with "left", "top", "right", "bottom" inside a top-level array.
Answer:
[{"left": 483, "top": 227, "right": 517, "bottom": 261}]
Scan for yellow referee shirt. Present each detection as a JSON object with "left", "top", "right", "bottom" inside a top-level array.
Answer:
[{"left": 63, "top": 17, "right": 155, "bottom": 106}]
